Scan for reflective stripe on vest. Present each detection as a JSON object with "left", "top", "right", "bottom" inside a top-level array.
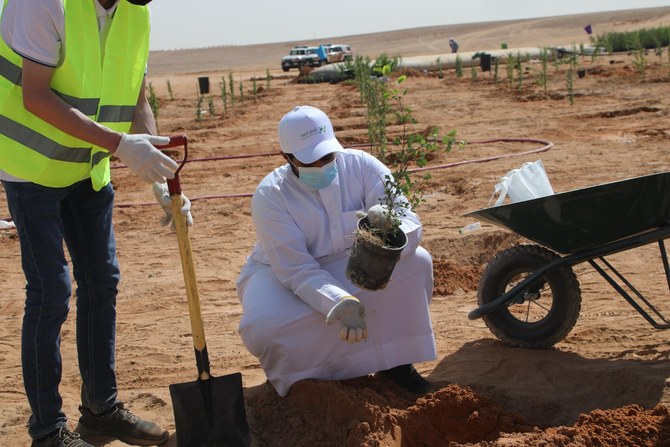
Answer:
[{"left": 0, "top": 0, "right": 150, "bottom": 190}]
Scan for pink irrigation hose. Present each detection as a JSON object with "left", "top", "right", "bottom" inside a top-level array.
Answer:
[
  {"left": 112, "top": 137, "right": 552, "bottom": 208},
  {"left": 1, "top": 138, "right": 552, "bottom": 219},
  {"left": 409, "top": 138, "right": 553, "bottom": 172}
]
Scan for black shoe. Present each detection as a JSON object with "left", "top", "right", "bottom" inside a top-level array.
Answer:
[
  {"left": 78, "top": 402, "right": 168, "bottom": 446},
  {"left": 377, "top": 364, "right": 433, "bottom": 395},
  {"left": 32, "top": 427, "right": 93, "bottom": 447}
]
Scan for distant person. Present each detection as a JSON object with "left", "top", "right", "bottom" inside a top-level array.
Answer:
[
  {"left": 0, "top": 0, "right": 192, "bottom": 446},
  {"left": 236, "top": 105, "right": 437, "bottom": 398},
  {"left": 316, "top": 44, "right": 329, "bottom": 63},
  {"left": 449, "top": 38, "right": 459, "bottom": 53}
]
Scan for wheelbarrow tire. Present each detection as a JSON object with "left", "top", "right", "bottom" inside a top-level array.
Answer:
[{"left": 478, "top": 244, "right": 581, "bottom": 349}]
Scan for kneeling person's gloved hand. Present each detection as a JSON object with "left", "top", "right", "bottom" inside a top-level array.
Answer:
[
  {"left": 152, "top": 181, "right": 193, "bottom": 231},
  {"left": 326, "top": 296, "right": 368, "bottom": 343},
  {"left": 358, "top": 204, "right": 394, "bottom": 232}
]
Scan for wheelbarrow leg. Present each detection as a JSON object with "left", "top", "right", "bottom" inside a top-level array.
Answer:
[
  {"left": 588, "top": 252, "right": 670, "bottom": 329},
  {"left": 660, "top": 239, "right": 670, "bottom": 294}
]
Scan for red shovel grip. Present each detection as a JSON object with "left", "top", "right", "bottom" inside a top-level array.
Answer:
[{"left": 155, "top": 134, "right": 188, "bottom": 196}]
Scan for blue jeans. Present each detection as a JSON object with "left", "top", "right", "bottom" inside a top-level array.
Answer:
[{"left": 3, "top": 180, "right": 120, "bottom": 439}]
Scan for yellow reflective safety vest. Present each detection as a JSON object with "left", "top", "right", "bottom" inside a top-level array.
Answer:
[{"left": 0, "top": 0, "right": 150, "bottom": 190}]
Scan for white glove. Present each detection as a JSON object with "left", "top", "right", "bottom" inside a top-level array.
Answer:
[
  {"left": 114, "top": 133, "right": 178, "bottom": 183},
  {"left": 359, "top": 204, "right": 394, "bottom": 232},
  {"left": 152, "top": 181, "right": 193, "bottom": 230},
  {"left": 325, "top": 296, "right": 368, "bottom": 343}
]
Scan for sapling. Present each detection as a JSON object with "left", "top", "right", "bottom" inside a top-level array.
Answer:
[
  {"left": 538, "top": 48, "right": 549, "bottom": 92},
  {"left": 147, "top": 82, "right": 159, "bottom": 117},
  {"left": 195, "top": 95, "right": 203, "bottom": 121},
  {"left": 228, "top": 72, "right": 235, "bottom": 108},
  {"left": 147, "top": 82, "right": 160, "bottom": 132},
  {"left": 591, "top": 45, "right": 601, "bottom": 63},
  {"left": 359, "top": 71, "right": 460, "bottom": 245},
  {"left": 167, "top": 79, "right": 174, "bottom": 100},
  {"left": 633, "top": 42, "right": 648, "bottom": 80},
  {"left": 566, "top": 50, "right": 576, "bottom": 105},
  {"left": 354, "top": 61, "right": 391, "bottom": 161},
  {"left": 220, "top": 77, "right": 228, "bottom": 116},
  {"left": 208, "top": 95, "right": 215, "bottom": 117},
  {"left": 506, "top": 52, "right": 515, "bottom": 88},
  {"left": 516, "top": 53, "right": 524, "bottom": 90},
  {"left": 655, "top": 46, "right": 664, "bottom": 64}
]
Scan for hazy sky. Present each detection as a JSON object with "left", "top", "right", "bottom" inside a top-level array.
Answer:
[{"left": 148, "top": 1, "right": 669, "bottom": 51}]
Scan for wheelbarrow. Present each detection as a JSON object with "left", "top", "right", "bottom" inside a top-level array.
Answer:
[{"left": 465, "top": 171, "right": 670, "bottom": 348}]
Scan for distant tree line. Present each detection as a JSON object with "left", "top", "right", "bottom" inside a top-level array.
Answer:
[{"left": 595, "top": 26, "right": 670, "bottom": 52}]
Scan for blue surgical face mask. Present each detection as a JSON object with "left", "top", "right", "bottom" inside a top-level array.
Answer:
[{"left": 294, "top": 158, "right": 338, "bottom": 189}]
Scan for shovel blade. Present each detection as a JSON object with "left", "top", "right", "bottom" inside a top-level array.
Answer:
[{"left": 170, "top": 373, "right": 250, "bottom": 447}]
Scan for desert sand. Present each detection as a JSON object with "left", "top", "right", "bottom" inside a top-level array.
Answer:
[{"left": 2, "top": 6, "right": 670, "bottom": 446}]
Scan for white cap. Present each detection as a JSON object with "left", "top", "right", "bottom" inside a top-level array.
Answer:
[{"left": 278, "top": 106, "right": 344, "bottom": 164}]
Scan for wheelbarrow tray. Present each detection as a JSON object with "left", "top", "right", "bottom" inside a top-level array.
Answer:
[{"left": 466, "top": 171, "right": 670, "bottom": 254}]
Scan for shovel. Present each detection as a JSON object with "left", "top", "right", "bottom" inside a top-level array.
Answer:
[{"left": 157, "top": 135, "right": 250, "bottom": 447}]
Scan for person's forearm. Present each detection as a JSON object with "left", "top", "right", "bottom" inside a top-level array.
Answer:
[
  {"left": 23, "top": 91, "right": 122, "bottom": 153},
  {"left": 130, "top": 76, "right": 157, "bottom": 135},
  {"left": 131, "top": 97, "right": 156, "bottom": 135},
  {"left": 21, "top": 58, "right": 122, "bottom": 153}
]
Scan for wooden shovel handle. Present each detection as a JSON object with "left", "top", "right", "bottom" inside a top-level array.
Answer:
[
  {"left": 160, "top": 135, "right": 211, "bottom": 381},
  {"left": 171, "top": 195, "right": 211, "bottom": 381}
]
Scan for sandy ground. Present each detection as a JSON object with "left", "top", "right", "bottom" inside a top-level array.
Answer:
[{"left": 2, "top": 7, "right": 670, "bottom": 447}]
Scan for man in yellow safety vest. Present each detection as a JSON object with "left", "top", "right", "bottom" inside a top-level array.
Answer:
[{"left": 0, "top": 1, "right": 191, "bottom": 446}]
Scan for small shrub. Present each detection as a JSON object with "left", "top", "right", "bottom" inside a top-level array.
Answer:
[
  {"left": 208, "top": 95, "right": 215, "bottom": 117},
  {"left": 455, "top": 55, "right": 463, "bottom": 78},
  {"left": 195, "top": 95, "right": 204, "bottom": 121},
  {"left": 633, "top": 48, "right": 648, "bottom": 79}
]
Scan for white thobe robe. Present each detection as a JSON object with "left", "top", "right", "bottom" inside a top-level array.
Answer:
[{"left": 236, "top": 149, "right": 436, "bottom": 396}]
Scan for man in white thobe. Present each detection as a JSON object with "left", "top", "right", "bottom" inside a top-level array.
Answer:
[{"left": 236, "top": 105, "right": 437, "bottom": 397}]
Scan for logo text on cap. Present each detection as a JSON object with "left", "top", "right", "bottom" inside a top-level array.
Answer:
[{"left": 300, "top": 125, "right": 327, "bottom": 141}]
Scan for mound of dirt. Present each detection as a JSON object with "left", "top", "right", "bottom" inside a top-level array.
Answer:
[
  {"left": 245, "top": 379, "right": 529, "bottom": 446},
  {"left": 246, "top": 378, "right": 670, "bottom": 447},
  {"left": 478, "top": 404, "right": 670, "bottom": 447},
  {"left": 433, "top": 258, "right": 482, "bottom": 296}
]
